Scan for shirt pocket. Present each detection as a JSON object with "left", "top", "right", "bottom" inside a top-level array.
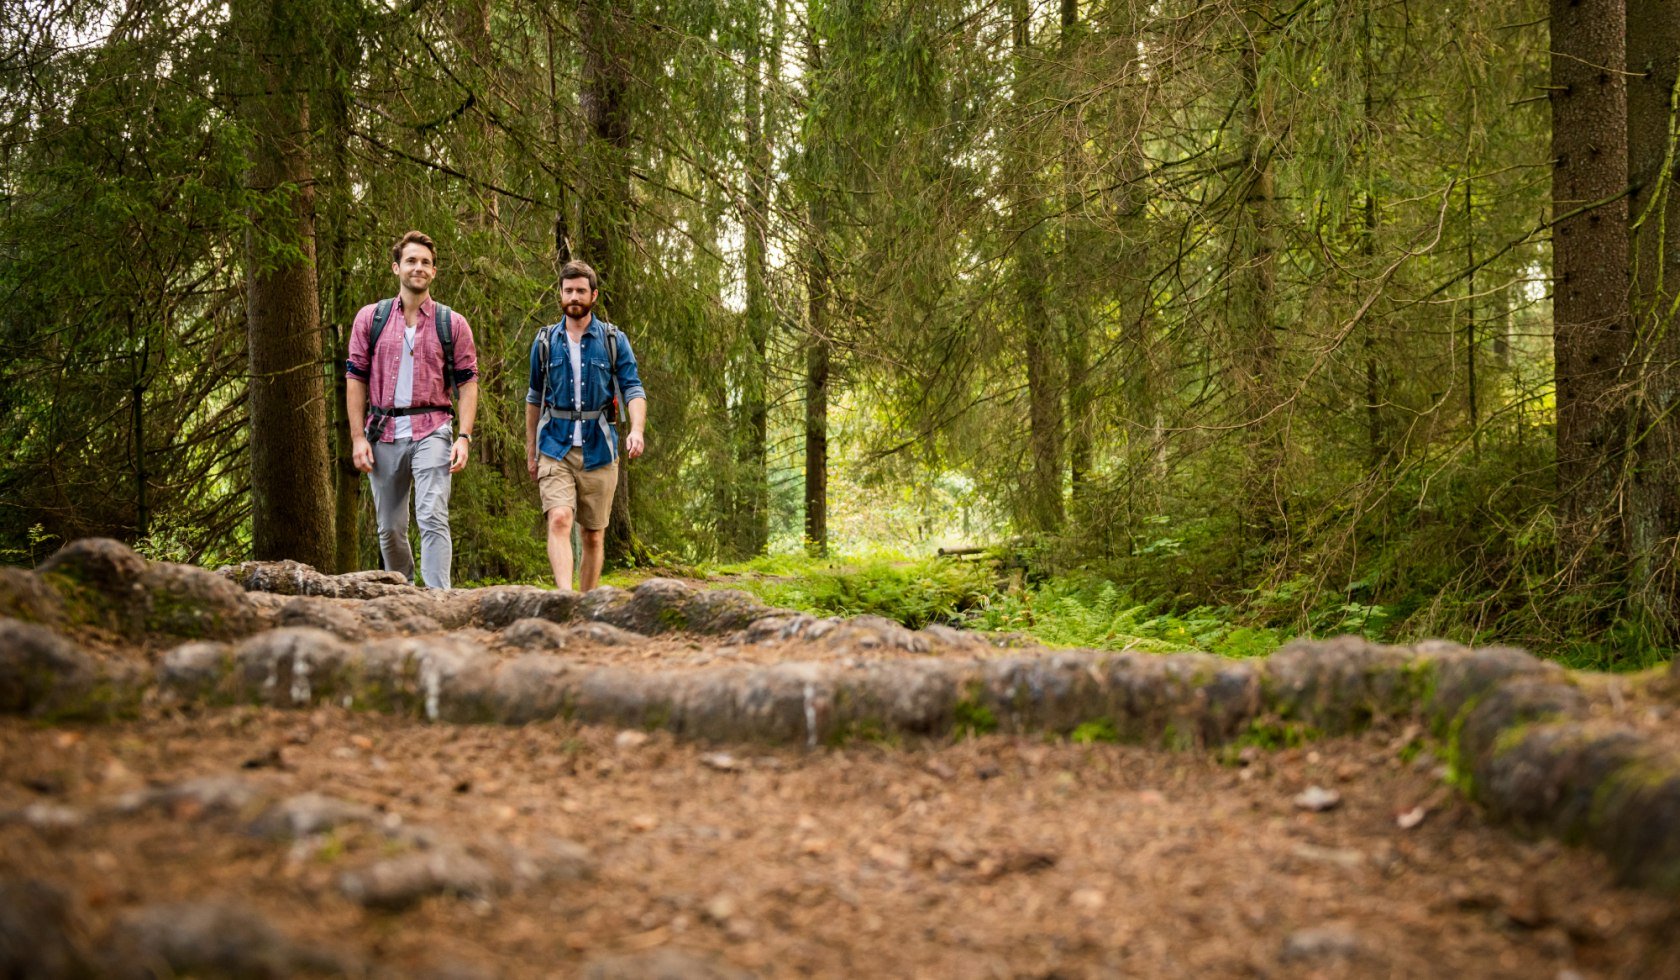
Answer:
[{"left": 585, "top": 358, "right": 612, "bottom": 407}]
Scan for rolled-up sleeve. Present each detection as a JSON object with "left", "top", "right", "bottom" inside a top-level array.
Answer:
[
  {"left": 616, "top": 331, "right": 646, "bottom": 404},
  {"left": 449, "top": 312, "right": 478, "bottom": 386},
  {"left": 345, "top": 305, "right": 373, "bottom": 380},
  {"left": 526, "top": 328, "right": 545, "bottom": 405}
]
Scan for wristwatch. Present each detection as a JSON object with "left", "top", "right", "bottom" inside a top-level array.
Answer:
[{"left": 459, "top": 432, "right": 473, "bottom": 442}]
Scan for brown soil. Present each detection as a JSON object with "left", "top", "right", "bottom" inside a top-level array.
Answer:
[{"left": 5, "top": 703, "right": 1677, "bottom": 979}]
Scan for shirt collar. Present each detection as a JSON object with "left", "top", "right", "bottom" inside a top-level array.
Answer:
[{"left": 397, "top": 294, "right": 435, "bottom": 319}]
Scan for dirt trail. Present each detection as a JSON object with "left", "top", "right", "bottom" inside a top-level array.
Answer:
[
  {"left": 3, "top": 541, "right": 1680, "bottom": 978},
  {"left": 5, "top": 706, "right": 1677, "bottom": 979}
]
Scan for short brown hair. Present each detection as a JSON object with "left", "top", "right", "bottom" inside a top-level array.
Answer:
[
  {"left": 391, "top": 230, "right": 436, "bottom": 264},
  {"left": 560, "top": 259, "right": 598, "bottom": 292}
]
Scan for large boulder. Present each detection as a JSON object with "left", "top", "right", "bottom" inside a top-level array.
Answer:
[{"left": 35, "top": 538, "right": 257, "bottom": 641}]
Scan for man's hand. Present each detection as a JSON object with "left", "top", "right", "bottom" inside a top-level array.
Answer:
[
  {"left": 626, "top": 430, "right": 646, "bottom": 460},
  {"left": 352, "top": 435, "right": 375, "bottom": 473},
  {"left": 527, "top": 452, "right": 539, "bottom": 481},
  {"left": 450, "top": 436, "right": 471, "bottom": 474}
]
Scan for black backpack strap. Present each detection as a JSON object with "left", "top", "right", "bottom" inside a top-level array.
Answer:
[
  {"left": 368, "top": 297, "right": 396, "bottom": 356},
  {"left": 600, "top": 321, "right": 624, "bottom": 416},
  {"left": 435, "top": 304, "right": 457, "bottom": 398}
]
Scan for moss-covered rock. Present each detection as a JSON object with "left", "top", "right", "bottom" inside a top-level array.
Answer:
[
  {"left": 0, "top": 567, "right": 66, "bottom": 626},
  {"left": 1263, "top": 637, "right": 1426, "bottom": 734},
  {"left": 0, "top": 618, "right": 99, "bottom": 716},
  {"left": 475, "top": 585, "right": 577, "bottom": 629}
]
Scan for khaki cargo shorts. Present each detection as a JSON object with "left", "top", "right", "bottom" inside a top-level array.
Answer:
[{"left": 537, "top": 448, "right": 618, "bottom": 529}]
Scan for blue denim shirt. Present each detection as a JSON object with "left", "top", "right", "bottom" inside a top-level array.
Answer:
[{"left": 526, "top": 315, "right": 647, "bottom": 471}]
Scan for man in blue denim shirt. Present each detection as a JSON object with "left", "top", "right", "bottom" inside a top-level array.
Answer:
[{"left": 524, "top": 260, "right": 648, "bottom": 591}]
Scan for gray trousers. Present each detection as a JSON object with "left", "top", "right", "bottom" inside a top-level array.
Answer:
[{"left": 368, "top": 425, "right": 454, "bottom": 589}]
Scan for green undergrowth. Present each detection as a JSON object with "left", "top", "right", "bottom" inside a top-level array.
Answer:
[
  {"left": 669, "top": 548, "right": 1675, "bottom": 670},
  {"left": 703, "top": 552, "right": 1292, "bottom": 656},
  {"left": 704, "top": 551, "right": 995, "bottom": 630}
]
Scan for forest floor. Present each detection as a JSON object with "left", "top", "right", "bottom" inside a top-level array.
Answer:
[
  {"left": 5, "top": 544, "right": 1680, "bottom": 978},
  {"left": 5, "top": 692, "right": 1680, "bottom": 978}
]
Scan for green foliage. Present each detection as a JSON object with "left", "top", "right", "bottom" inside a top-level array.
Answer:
[
  {"left": 713, "top": 551, "right": 994, "bottom": 629},
  {"left": 1069, "top": 718, "right": 1119, "bottom": 745},
  {"left": 972, "top": 576, "right": 1288, "bottom": 657},
  {"left": 952, "top": 688, "right": 998, "bottom": 737}
]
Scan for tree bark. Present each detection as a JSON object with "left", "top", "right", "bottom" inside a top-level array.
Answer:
[
  {"left": 1626, "top": 0, "right": 1680, "bottom": 627},
  {"left": 577, "top": 0, "right": 644, "bottom": 567},
  {"left": 1551, "top": 0, "right": 1630, "bottom": 569},
  {"left": 1230, "top": 3, "right": 1283, "bottom": 545},
  {"left": 237, "top": 0, "right": 334, "bottom": 568},
  {"left": 1060, "top": 0, "right": 1093, "bottom": 510},
  {"left": 736, "top": 1, "right": 772, "bottom": 557},
  {"left": 319, "top": 10, "right": 359, "bottom": 573},
  {"left": 804, "top": 203, "right": 830, "bottom": 558},
  {"left": 1014, "top": 0, "right": 1064, "bottom": 536}
]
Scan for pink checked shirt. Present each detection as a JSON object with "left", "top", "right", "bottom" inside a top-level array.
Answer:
[{"left": 345, "top": 296, "right": 478, "bottom": 443}]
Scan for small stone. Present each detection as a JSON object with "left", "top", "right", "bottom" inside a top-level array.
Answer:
[
  {"left": 338, "top": 849, "right": 499, "bottom": 910},
  {"left": 565, "top": 622, "right": 643, "bottom": 647},
  {"left": 115, "top": 776, "right": 263, "bottom": 820},
  {"left": 1289, "top": 843, "right": 1365, "bottom": 869},
  {"left": 1070, "top": 887, "right": 1106, "bottom": 912},
  {"left": 248, "top": 792, "right": 377, "bottom": 839},
  {"left": 1293, "top": 786, "right": 1342, "bottom": 812},
  {"left": 1281, "top": 924, "right": 1363, "bottom": 962},
  {"left": 1396, "top": 806, "right": 1427, "bottom": 829},
  {"left": 703, "top": 894, "right": 738, "bottom": 923},
  {"left": 700, "top": 752, "right": 744, "bottom": 772},
  {"left": 501, "top": 618, "right": 568, "bottom": 651},
  {"left": 508, "top": 838, "right": 597, "bottom": 886},
  {"left": 3, "top": 803, "right": 86, "bottom": 840},
  {"left": 614, "top": 730, "right": 650, "bottom": 750}
]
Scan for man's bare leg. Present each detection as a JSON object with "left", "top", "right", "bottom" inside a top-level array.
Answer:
[
  {"left": 580, "top": 527, "right": 606, "bottom": 592},
  {"left": 547, "top": 508, "right": 576, "bottom": 590}
]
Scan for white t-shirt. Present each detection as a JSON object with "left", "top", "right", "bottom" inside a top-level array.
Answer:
[
  {"left": 394, "top": 324, "right": 418, "bottom": 440},
  {"left": 567, "top": 333, "right": 584, "bottom": 446}
]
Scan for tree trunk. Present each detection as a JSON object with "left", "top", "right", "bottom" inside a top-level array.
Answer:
[
  {"left": 1014, "top": 0, "right": 1063, "bottom": 536},
  {"left": 1551, "top": 0, "right": 1630, "bottom": 569},
  {"left": 1060, "top": 0, "right": 1093, "bottom": 510},
  {"left": 1232, "top": 3, "right": 1283, "bottom": 543},
  {"left": 319, "top": 13, "right": 358, "bottom": 573},
  {"left": 1626, "top": 0, "right": 1680, "bottom": 627},
  {"left": 238, "top": 0, "right": 334, "bottom": 568},
  {"left": 804, "top": 203, "right": 830, "bottom": 558},
  {"left": 736, "top": 2, "right": 772, "bottom": 557},
  {"left": 577, "top": 0, "right": 644, "bottom": 567}
]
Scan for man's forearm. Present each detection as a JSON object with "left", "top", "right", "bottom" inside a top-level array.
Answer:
[
  {"left": 456, "top": 381, "right": 479, "bottom": 437},
  {"left": 628, "top": 397, "right": 646, "bottom": 433},
  {"left": 525, "top": 403, "right": 540, "bottom": 458},
  {"left": 348, "top": 379, "right": 368, "bottom": 439}
]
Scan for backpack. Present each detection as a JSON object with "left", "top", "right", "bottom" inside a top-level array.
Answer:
[
  {"left": 368, "top": 297, "right": 460, "bottom": 404},
  {"left": 535, "top": 320, "right": 623, "bottom": 426}
]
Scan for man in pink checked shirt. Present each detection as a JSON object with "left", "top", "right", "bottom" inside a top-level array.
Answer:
[{"left": 345, "top": 231, "right": 480, "bottom": 589}]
